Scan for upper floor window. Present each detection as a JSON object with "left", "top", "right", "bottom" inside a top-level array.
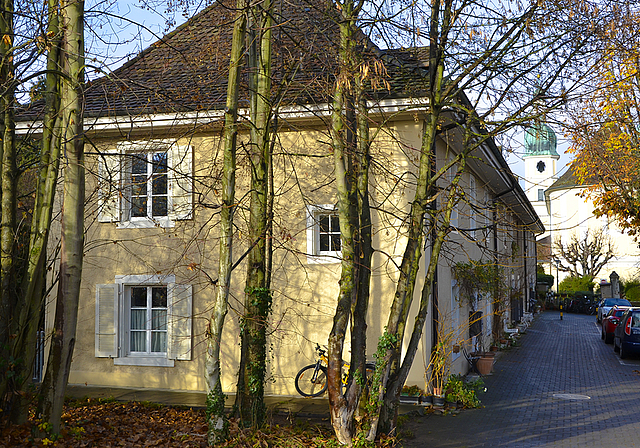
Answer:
[
  {"left": 447, "top": 153, "right": 458, "bottom": 231},
  {"left": 306, "top": 204, "right": 341, "bottom": 263},
  {"left": 97, "top": 141, "right": 192, "bottom": 228},
  {"left": 469, "top": 175, "right": 476, "bottom": 238},
  {"left": 537, "top": 189, "right": 544, "bottom": 202},
  {"left": 129, "top": 152, "right": 168, "bottom": 219},
  {"left": 318, "top": 214, "right": 341, "bottom": 253}
]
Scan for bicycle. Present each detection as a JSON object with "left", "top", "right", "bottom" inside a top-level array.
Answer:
[{"left": 295, "top": 344, "right": 375, "bottom": 397}]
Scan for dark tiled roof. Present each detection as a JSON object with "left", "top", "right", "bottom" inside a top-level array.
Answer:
[
  {"left": 547, "top": 164, "right": 594, "bottom": 192},
  {"left": 19, "top": 0, "right": 430, "bottom": 121}
]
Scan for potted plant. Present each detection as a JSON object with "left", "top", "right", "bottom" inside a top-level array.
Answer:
[
  {"left": 400, "top": 385, "right": 425, "bottom": 404},
  {"left": 428, "top": 339, "right": 449, "bottom": 406}
]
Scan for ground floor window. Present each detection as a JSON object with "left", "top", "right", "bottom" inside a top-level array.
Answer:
[
  {"left": 95, "top": 275, "right": 192, "bottom": 367},
  {"left": 129, "top": 286, "right": 168, "bottom": 354}
]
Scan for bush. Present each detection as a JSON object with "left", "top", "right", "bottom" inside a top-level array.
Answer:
[
  {"left": 623, "top": 279, "right": 640, "bottom": 302},
  {"left": 558, "top": 275, "right": 594, "bottom": 293},
  {"left": 444, "top": 375, "right": 484, "bottom": 408}
]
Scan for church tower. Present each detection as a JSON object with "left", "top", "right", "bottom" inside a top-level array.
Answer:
[{"left": 523, "top": 122, "right": 559, "bottom": 229}]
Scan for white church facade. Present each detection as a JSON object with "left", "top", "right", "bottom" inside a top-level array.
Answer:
[{"left": 523, "top": 123, "right": 640, "bottom": 287}]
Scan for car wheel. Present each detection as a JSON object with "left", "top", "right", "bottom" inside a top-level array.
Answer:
[
  {"left": 601, "top": 328, "right": 605, "bottom": 340},
  {"left": 614, "top": 338, "right": 620, "bottom": 352},
  {"left": 620, "top": 342, "right": 628, "bottom": 359}
]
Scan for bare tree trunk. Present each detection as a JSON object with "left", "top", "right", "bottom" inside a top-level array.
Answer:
[
  {"left": 205, "top": 0, "right": 246, "bottom": 444},
  {"left": 7, "top": 1, "right": 63, "bottom": 423},
  {"left": 374, "top": 155, "right": 464, "bottom": 438},
  {"left": 327, "top": 1, "right": 372, "bottom": 443},
  {"left": 0, "top": 0, "right": 15, "bottom": 417},
  {"left": 235, "top": 0, "right": 273, "bottom": 427},
  {"left": 38, "top": 0, "right": 84, "bottom": 433}
]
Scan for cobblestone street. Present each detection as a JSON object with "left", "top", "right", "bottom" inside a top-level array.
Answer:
[{"left": 404, "top": 310, "right": 640, "bottom": 447}]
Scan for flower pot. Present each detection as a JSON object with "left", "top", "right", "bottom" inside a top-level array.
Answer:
[
  {"left": 433, "top": 394, "right": 445, "bottom": 407},
  {"left": 400, "top": 394, "right": 421, "bottom": 404},
  {"left": 476, "top": 355, "right": 493, "bottom": 375},
  {"left": 490, "top": 345, "right": 499, "bottom": 352}
]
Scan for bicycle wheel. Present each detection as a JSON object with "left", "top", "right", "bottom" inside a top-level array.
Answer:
[
  {"left": 365, "top": 363, "right": 376, "bottom": 389},
  {"left": 295, "top": 364, "right": 328, "bottom": 397}
]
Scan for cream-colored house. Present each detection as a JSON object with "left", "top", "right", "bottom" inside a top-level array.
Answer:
[{"left": 19, "top": 0, "right": 542, "bottom": 395}]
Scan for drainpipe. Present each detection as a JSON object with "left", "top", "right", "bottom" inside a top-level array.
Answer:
[
  {"left": 492, "top": 200, "right": 499, "bottom": 340},
  {"left": 523, "top": 229, "right": 527, "bottom": 317}
]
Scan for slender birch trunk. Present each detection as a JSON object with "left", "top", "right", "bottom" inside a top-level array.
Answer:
[
  {"left": 235, "top": 0, "right": 273, "bottom": 427},
  {"left": 38, "top": 0, "right": 84, "bottom": 433},
  {"left": 205, "top": 0, "right": 246, "bottom": 443}
]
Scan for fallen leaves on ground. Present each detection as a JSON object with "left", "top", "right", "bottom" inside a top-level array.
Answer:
[{"left": 0, "top": 399, "right": 398, "bottom": 447}]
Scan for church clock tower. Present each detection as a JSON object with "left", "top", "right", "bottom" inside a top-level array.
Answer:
[{"left": 523, "top": 123, "right": 559, "bottom": 225}]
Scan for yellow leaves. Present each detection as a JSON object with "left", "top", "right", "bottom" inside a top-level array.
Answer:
[{"left": 187, "top": 262, "right": 199, "bottom": 271}]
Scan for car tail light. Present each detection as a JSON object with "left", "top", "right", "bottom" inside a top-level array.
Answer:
[{"left": 626, "top": 317, "right": 632, "bottom": 336}]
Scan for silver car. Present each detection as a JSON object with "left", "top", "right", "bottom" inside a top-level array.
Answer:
[{"left": 598, "top": 298, "right": 632, "bottom": 323}]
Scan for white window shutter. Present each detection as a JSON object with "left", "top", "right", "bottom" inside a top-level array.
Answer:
[
  {"left": 168, "top": 284, "right": 192, "bottom": 360},
  {"left": 95, "top": 284, "right": 118, "bottom": 357},
  {"left": 169, "top": 145, "right": 193, "bottom": 220},
  {"left": 97, "top": 153, "right": 121, "bottom": 222}
]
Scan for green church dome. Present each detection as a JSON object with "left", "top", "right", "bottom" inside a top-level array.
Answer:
[{"left": 524, "top": 123, "right": 558, "bottom": 157}]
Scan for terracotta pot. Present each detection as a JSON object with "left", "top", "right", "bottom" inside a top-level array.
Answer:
[{"left": 476, "top": 355, "right": 493, "bottom": 375}]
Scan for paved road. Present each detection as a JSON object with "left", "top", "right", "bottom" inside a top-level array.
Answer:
[{"left": 404, "top": 311, "right": 640, "bottom": 447}]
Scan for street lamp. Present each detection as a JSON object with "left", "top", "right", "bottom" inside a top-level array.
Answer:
[
  {"left": 556, "top": 260, "right": 562, "bottom": 320},
  {"left": 555, "top": 260, "right": 559, "bottom": 294}
]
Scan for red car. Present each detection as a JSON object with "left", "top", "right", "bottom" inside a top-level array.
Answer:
[{"left": 602, "top": 306, "right": 631, "bottom": 343}]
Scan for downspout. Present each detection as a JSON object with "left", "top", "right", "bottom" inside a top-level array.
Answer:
[
  {"left": 492, "top": 200, "right": 499, "bottom": 340},
  {"left": 523, "top": 232, "right": 528, "bottom": 313},
  {"left": 430, "top": 212, "right": 438, "bottom": 356}
]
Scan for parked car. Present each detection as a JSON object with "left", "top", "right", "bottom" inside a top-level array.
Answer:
[
  {"left": 597, "top": 298, "right": 632, "bottom": 323},
  {"left": 601, "top": 306, "right": 630, "bottom": 343},
  {"left": 614, "top": 308, "right": 640, "bottom": 359}
]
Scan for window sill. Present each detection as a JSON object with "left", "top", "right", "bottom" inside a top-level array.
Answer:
[
  {"left": 117, "top": 218, "right": 175, "bottom": 229},
  {"left": 114, "top": 356, "right": 175, "bottom": 367},
  {"left": 306, "top": 252, "right": 341, "bottom": 264}
]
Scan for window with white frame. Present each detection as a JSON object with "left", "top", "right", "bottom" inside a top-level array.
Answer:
[
  {"left": 129, "top": 152, "right": 169, "bottom": 219},
  {"left": 447, "top": 154, "right": 458, "bottom": 230},
  {"left": 129, "top": 285, "right": 168, "bottom": 354},
  {"left": 95, "top": 275, "right": 192, "bottom": 367},
  {"left": 451, "top": 280, "right": 460, "bottom": 361},
  {"left": 306, "top": 205, "right": 341, "bottom": 263},
  {"left": 469, "top": 175, "right": 476, "bottom": 238},
  {"left": 97, "top": 141, "right": 193, "bottom": 228}
]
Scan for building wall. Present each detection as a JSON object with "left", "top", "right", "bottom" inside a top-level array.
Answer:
[{"left": 58, "top": 115, "right": 536, "bottom": 396}]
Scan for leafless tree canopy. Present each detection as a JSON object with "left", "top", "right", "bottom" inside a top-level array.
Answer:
[{"left": 553, "top": 228, "right": 616, "bottom": 278}]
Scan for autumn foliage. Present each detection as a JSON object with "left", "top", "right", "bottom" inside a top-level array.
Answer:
[{"left": 567, "top": 20, "right": 640, "bottom": 236}]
